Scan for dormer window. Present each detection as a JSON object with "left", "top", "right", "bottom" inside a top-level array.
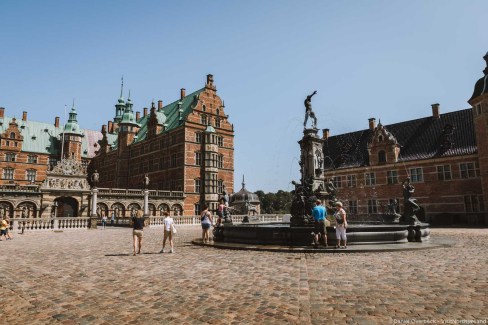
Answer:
[
  {"left": 378, "top": 135, "right": 383, "bottom": 142},
  {"left": 202, "top": 105, "right": 206, "bottom": 112},
  {"left": 9, "top": 132, "right": 15, "bottom": 139},
  {"left": 378, "top": 150, "right": 386, "bottom": 164}
]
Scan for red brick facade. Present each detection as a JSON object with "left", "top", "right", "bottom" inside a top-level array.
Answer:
[{"left": 90, "top": 75, "right": 234, "bottom": 216}]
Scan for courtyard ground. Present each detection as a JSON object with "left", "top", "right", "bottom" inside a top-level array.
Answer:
[{"left": 0, "top": 226, "right": 486, "bottom": 324}]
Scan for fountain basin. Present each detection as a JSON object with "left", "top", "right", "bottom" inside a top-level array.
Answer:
[{"left": 214, "top": 222, "right": 430, "bottom": 245}]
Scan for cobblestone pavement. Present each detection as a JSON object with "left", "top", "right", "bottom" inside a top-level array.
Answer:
[{"left": 0, "top": 227, "right": 487, "bottom": 324}]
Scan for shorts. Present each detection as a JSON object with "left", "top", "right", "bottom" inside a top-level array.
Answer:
[
  {"left": 0, "top": 229, "right": 7, "bottom": 236},
  {"left": 133, "top": 229, "right": 143, "bottom": 238},
  {"left": 336, "top": 225, "right": 347, "bottom": 240},
  {"left": 314, "top": 220, "right": 326, "bottom": 235},
  {"left": 201, "top": 223, "right": 211, "bottom": 230},
  {"left": 164, "top": 229, "right": 172, "bottom": 237}
]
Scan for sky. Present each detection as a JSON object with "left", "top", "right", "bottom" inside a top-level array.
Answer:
[{"left": 1, "top": 0, "right": 487, "bottom": 193}]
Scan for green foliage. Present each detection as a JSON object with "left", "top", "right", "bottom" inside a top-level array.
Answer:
[{"left": 255, "top": 190, "right": 292, "bottom": 214}]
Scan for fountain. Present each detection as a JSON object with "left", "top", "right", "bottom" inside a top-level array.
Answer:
[{"left": 210, "top": 92, "right": 431, "bottom": 248}]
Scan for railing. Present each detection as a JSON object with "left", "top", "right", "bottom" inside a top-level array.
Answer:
[
  {"left": 148, "top": 214, "right": 284, "bottom": 226},
  {"left": 96, "top": 188, "right": 184, "bottom": 198},
  {"left": 0, "top": 184, "right": 40, "bottom": 193},
  {"left": 8, "top": 217, "right": 90, "bottom": 231}
]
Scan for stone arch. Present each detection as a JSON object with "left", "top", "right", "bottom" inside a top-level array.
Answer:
[
  {"left": 54, "top": 197, "right": 79, "bottom": 218},
  {"left": 96, "top": 202, "right": 109, "bottom": 217},
  {"left": 148, "top": 203, "right": 156, "bottom": 216},
  {"left": 158, "top": 203, "right": 170, "bottom": 216},
  {"left": 0, "top": 201, "right": 14, "bottom": 219},
  {"left": 171, "top": 204, "right": 183, "bottom": 216},
  {"left": 16, "top": 201, "right": 38, "bottom": 218},
  {"left": 127, "top": 203, "right": 142, "bottom": 217},
  {"left": 111, "top": 203, "right": 125, "bottom": 218}
]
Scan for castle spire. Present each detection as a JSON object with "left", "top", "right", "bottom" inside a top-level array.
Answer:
[{"left": 242, "top": 174, "right": 245, "bottom": 189}]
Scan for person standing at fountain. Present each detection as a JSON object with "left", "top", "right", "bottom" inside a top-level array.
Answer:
[
  {"left": 160, "top": 211, "right": 175, "bottom": 253},
  {"left": 200, "top": 204, "right": 213, "bottom": 243},
  {"left": 131, "top": 210, "right": 146, "bottom": 256},
  {"left": 312, "top": 199, "right": 328, "bottom": 248},
  {"left": 334, "top": 202, "right": 347, "bottom": 249}
]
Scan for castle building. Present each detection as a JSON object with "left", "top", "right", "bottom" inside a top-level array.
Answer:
[
  {"left": 322, "top": 53, "right": 488, "bottom": 226},
  {"left": 90, "top": 75, "right": 234, "bottom": 216},
  {"left": 0, "top": 74, "right": 234, "bottom": 218}
]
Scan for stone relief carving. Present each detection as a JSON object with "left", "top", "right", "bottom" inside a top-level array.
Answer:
[{"left": 41, "top": 159, "right": 90, "bottom": 191}]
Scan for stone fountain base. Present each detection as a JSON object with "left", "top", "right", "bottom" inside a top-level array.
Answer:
[{"left": 213, "top": 222, "right": 430, "bottom": 246}]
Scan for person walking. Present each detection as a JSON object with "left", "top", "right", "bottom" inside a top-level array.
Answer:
[
  {"left": 0, "top": 218, "right": 9, "bottom": 241},
  {"left": 101, "top": 212, "right": 107, "bottom": 230},
  {"left": 311, "top": 199, "right": 328, "bottom": 248},
  {"left": 160, "top": 212, "right": 175, "bottom": 253},
  {"left": 200, "top": 204, "right": 213, "bottom": 243},
  {"left": 131, "top": 210, "right": 146, "bottom": 256},
  {"left": 110, "top": 212, "right": 115, "bottom": 226},
  {"left": 334, "top": 202, "right": 347, "bottom": 249}
]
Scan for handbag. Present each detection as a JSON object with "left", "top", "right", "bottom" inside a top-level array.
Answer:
[{"left": 171, "top": 223, "right": 177, "bottom": 234}]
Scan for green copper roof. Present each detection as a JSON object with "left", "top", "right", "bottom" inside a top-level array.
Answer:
[
  {"left": 131, "top": 88, "right": 204, "bottom": 144},
  {"left": 0, "top": 116, "right": 101, "bottom": 158},
  {"left": 63, "top": 106, "right": 83, "bottom": 136}
]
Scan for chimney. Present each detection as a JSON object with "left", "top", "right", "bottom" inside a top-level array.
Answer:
[
  {"left": 431, "top": 103, "right": 440, "bottom": 119},
  {"left": 158, "top": 100, "right": 163, "bottom": 110},
  {"left": 136, "top": 111, "right": 141, "bottom": 120},
  {"left": 322, "top": 128, "right": 330, "bottom": 140},
  {"left": 143, "top": 107, "right": 148, "bottom": 117},
  {"left": 54, "top": 116, "right": 60, "bottom": 128},
  {"left": 101, "top": 124, "right": 107, "bottom": 133},
  {"left": 368, "top": 118, "right": 376, "bottom": 130},
  {"left": 22, "top": 111, "right": 27, "bottom": 121},
  {"left": 0, "top": 107, "right": 4, "bottom": 118},
  {"left": 180, "top": 88, "right": 186, "bottom": 99},
  {"left": 108, "top": 121, "right": 113, "bottom": 133}
]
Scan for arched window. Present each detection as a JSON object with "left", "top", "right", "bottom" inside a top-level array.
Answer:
[
  {"left": 378, "top": 135, "right": 383, "bottom": 142},
  {"left": 378, "top": 150, "right": 386, "bottom": 163},
  {"left": 10, "top": 132, "right": 15, "bottom": 139}
]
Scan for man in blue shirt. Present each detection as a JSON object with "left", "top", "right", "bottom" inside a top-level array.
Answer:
[{"left": 312, "top": 199, "right": 328, "bottom": 248}]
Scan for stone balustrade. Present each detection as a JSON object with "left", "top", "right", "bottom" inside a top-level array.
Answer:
[
  {"left": 5, "top": 215, "right": 284, "bottom": 232},
  {"left": 8, "top": 217, "right": 90, "bottom": 231},
  {"left": 96, "top": 188, "right": 184, "bottom": 198}
]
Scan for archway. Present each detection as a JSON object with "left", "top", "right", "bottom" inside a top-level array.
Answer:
[
  {"left": 111, "top": 203, "right": 125, "bottom": 218},
  {"left": 158, "top": 203, "right": 170, "bottom": 216},
  {"left": 54, "top": 197, "right": 79, "bottom": 218},
  {"left": 96, "top": 203, "right": 109, "bottom": 217},
  {"left": 171, "top": 204, "right": 183, "bottom": 216},
  {"left": 148, "top": 203, "right": 156, "bottom": 216},
  {"left": 17, "top": 202, "right": 38, "bottom": 218},
  {"left": 0, "top": 201, "right": 14, "bottom": 219},
  {"left": 127, "top": 203, "right": 142, "bottom": 217}
]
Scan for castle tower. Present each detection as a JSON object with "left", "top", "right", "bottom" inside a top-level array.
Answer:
[
  {"left": 61, "top": 103, "right": 84, "bottom": 161},
  {"left": 202, "top": 122, "right": 219, "bottom": 211},
  {"left": 114, "top": 77, "right": 125, "bottom": 125},
  {"left": 468, "top": 52, "right": 488, "bottom": 221}
]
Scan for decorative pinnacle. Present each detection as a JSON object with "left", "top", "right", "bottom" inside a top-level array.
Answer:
[
  {"left": 120, "top": 76, "right": 124, "bottom": 99},
  {"left": 242, "top": 174, "right": 245, "bottom": 189}
]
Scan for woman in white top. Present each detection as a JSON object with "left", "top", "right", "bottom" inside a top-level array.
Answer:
[
  {"left": 334, "top": 201, "right": 347, "bottom": 249},
  {"left": 160, "top": 211, "right": 175, "bottom": 253}
]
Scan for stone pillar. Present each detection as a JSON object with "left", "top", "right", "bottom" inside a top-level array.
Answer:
[
  {"left": 143, "top": 190, "right": 149, "bottom": 216},
  {"left": 90, "top": 188, "right": 98, "bottom": 229},
  {"left": 299, "top": 128, "right": 325, "bottom": 191}
]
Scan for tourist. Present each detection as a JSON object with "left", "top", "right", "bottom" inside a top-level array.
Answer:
[
  {"left": 200, "top": 204, "right": 213, "bottom": 243},
  {"left": 334, "top": 202, "right": 347, "bottom": 249},
  {"left": 0, "top": 218, "right": 9, "bottom": 241},
  {"left": 216, "top": 199, "right": 225, "bottom": 227},
  {"left": 110, "top": 212, "right": 115, "bottom": 226},
  {"left": 160, "top": 211, "right": 175, "bottom": 253},
  {"left": 131, "top": 210, "right": 146, "bottom": 256},
  {"left": 4, "top": 218, "right": 13, "bottom": 240},
  {"left": 312, "top": 199, "right": 327, "bottom": 248},
  {"left": 101, "top": 212, "right": 107, "bottom": 229}
]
